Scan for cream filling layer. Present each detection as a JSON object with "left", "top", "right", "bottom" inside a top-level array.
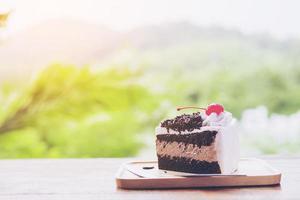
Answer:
[
  {"left": 156, "top": 140, "right": 218, "bottom": 162},
  {"left": 155, "top": 126, "right": 221, "bottom": 135}
]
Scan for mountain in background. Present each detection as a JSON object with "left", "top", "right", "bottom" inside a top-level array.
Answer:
[{"left": 1, "top": 20, "right": 300, "bottom": 79}]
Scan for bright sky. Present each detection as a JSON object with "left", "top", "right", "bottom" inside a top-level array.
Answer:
[{"left": 1, "top": 0, "right": 300, "bottom": 39}]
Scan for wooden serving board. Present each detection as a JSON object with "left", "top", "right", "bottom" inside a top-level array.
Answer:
[{"left": 115, "top": 158, "right": 281, "bottom": 189}]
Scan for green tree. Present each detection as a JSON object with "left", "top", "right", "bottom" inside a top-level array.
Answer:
[{"left": 0, "top": 64, "right": 159, "bottom": 158}]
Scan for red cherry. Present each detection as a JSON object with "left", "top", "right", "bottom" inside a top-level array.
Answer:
[{"left": 205, "top": 104, "right": 224, "bottom": 115}]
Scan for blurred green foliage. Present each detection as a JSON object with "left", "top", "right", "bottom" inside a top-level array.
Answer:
[
  {"left": 1, "top": 64, "right": 300, "bottom": 157},
  {"left": 0, "top": 64, "right": 160, "bottom": 158},
  {"left": 168, "top": 66, "right": 300, "bottom": 118}
]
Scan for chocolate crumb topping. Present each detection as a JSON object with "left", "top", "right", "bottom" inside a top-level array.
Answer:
[{"left": 161, "top": 112, "right": 203, "bottom": 133}]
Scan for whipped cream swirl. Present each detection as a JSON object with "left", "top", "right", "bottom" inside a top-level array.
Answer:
[{"left": 201, "top": 111, "right": 232, "bottom": 127}]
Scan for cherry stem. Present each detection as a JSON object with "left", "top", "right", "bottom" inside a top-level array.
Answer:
[{"left": 176, "top": 106, "right": 206, "bottom": 111}]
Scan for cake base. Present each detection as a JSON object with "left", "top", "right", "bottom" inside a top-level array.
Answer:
[{"left": 157, "top": 155, "right": 221, "bottom": 174}]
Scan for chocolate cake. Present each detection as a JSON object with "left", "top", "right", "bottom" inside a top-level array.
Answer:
[{"left": 155, "top": 104, "right": 239, "bottom": 174}]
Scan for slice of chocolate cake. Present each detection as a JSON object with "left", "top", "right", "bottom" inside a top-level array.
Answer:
[{"left": 155, "top": 104, "right": 239, "bottom": 174}]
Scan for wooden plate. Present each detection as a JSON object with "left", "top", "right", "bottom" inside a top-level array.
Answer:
[{"left": 115, "top": 158, "right": 281, "bottom": 189}]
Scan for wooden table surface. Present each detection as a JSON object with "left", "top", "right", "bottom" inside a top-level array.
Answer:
[{"left": 0, "top": 157, "right": 298, "bottom": 200}]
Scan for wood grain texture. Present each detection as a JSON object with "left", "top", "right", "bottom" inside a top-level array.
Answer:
[{"left": 0, "top": 157, "right": 298, "bottom": 200}]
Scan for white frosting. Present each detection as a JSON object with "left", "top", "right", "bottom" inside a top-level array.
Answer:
[
  {"left": 202, "top": 111, "right": 233, "bottom": 127},
  {"left": 215, "top": 120, "right": 239, "bottom": 174},
  {"left": 155, "top": 111, "right": 239, "bottom": 174}
]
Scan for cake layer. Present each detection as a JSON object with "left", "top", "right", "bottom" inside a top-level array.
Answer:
[
  {"left": 156, "top": 140, "right": 217, "bottom": 162},
  {"left": 156, "top": 130, "right": 217, "bottom": 147},
  {"left": 157, "top": 155, "right": 221, "bottom": 174}
]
